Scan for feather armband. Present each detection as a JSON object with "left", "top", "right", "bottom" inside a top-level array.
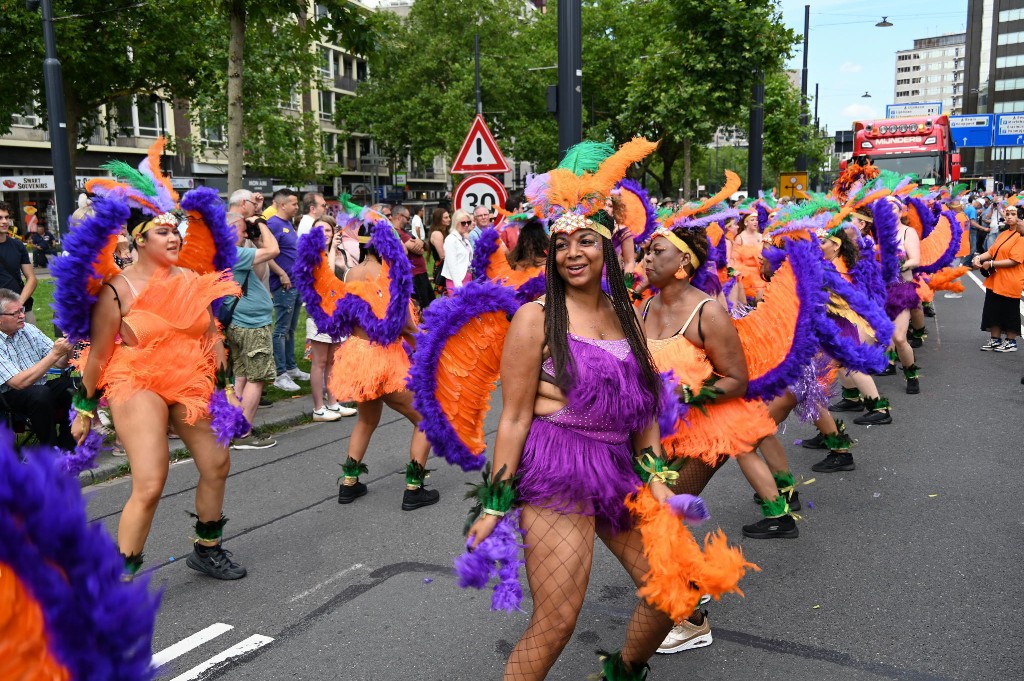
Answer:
[
  {"left": 633, "top": 448, "right": 681, "bottom": 486},
  {"left": 71, "top": 389, "right": 100, "bottom": 418},
  {"left": 464, "top": 464, "right": 518, "bottom": 532},
  {"left": 680, "top": 377, "right": 722, "bottom": 414}
]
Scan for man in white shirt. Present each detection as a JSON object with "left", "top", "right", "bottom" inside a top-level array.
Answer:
[
  {"left": 296, "top": 192, "right": 327, "bottom": 237},
  {"left": 410, "top": 206, "right": 426, "bottom": 241}
]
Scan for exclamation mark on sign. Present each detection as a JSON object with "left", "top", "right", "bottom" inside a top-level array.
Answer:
[{"left": 476, "top": 138, "right": 483, "bottom": 163}]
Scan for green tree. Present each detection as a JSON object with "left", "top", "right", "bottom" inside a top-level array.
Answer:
[
  {"left": 761, "top": 70, "right": 831, "bottom": 189},
  {"left": 0, "top": 0, "right": 214, "bottom": 171}
]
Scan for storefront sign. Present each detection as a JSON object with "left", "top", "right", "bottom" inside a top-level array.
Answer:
[
  {"left": 0, "top": 175, "right": 55, "bottom": 192},
  {"left": 171, "top": 177, "right": 196, "bottom": 190}
]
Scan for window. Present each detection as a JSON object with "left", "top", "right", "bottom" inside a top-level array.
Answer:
[
  {"left": 927, "top": 62, "right": 942, "bottom": 70},
  {"left": 200, "top": 120, "right": 225, "bottom": 147},
  {"left": 356, "top": 59, "right": 368, "bottom": 82},
  {"left": 896, "top": 90, "right": 910, "bottom": 97},
  {"left": 912, "top": 65, "right": 921, "bottom": 71},
  {"left": 928, "top": 75, "right": 942, "bottom": 83},
  {"left": 995, "top": 77, "right": 1024, "bottom": 91},
  {"left": 322, "top": 132, "right": 336, "bottom": 160},
  {"left": 319, "top": 90, "right": 333, "bottom": 121},
  {"left": 278, "top": 89, "right": 300, "bottom": 111},
  {"left": 111, "top": 95, "right": 165, "bottom": 138},
  {"left": 1000, "top": 8, "right": 1024, "bottom": 22},
  {"left": 996, "top": 54, "right": 1024, "bottom": 69},
  {"left": 912, "top": 78, "right": 922, "bottom": 83},
  {"left": 926, "top": 87, "right": 941, "bottom": 95},
  {"left": 897, "top": 66, "right": 911, "bottom": 73},
  {"left": 994, "top": 100, "right": 1024, "bottom": 113},
  {"left": 11, "top": 102, "right": 40, "bottom": 128},
  {"left": 998, "top": 31, "right": 1024, "bottom": 46},
  {"left": 320, "top": 47, "right": 333, "bottom": 78},
  {"left": 897, "top": 79, "right": 910, "bottom": 85}
]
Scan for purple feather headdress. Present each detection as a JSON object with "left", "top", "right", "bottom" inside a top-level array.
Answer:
[
  {"left": 294, "top": 221, "right": 412, "bottom": 346},
  {"left": 453, "top": 509, "right": 526, "bottom": 612},
  {"left": 0, "top": 426, "right": 160, "bottom": 679},
  {"left": 471, "top": 227, "right": 502, "bottom": 282},
  {"left": 744, "top": 237, "right": 828, "bottom": 402},
  {"left": 408, "top": 281, "right": 522, "bottom": 470},
  {"left": 51, "top": 193, "right": 130, "bottom": 343},
  {"left": 180, "top": 186, "right": 238, "bottom": 273}
]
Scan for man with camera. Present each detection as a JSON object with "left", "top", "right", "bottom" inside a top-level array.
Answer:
[{"left": 223, "top": 210, "right": 280, "bottom": 449}]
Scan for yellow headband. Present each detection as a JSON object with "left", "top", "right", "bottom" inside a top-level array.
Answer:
[
  {"left": 550, "top": 212, "right": 612, "bottom": 240},
  {"left": 851, "top": 212, "right": 873, "bottom": 224},
  {"left": 131, "top": 212, "right": 178, "bottom": 238},
  {"left": 653, "top": 227, "right": 700, "bottom": 267}
]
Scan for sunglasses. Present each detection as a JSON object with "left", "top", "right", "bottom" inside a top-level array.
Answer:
[{"left": 459, "top": 220, "right": 472, "bottom": 226}]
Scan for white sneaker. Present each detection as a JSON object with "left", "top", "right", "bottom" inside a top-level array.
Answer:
[
  {"left": 656, "top": 613, "right": 713, "bottom": 654},
  {"left": 286, "top": 367, "right": 311, "bottom": 381},
  {"left": 273, "top": 373, "right": 301, "bottom": 391},
  {"left": 313, "top": 407, "right": 342, "bottom": 422},
  {"left": 326, "top": 402, "right": 358, "bottom": 417},
  {"left": 943, "top": 292, "right": 962, "bottom": 299}
]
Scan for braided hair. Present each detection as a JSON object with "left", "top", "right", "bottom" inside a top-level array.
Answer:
[
  {"left": 670, "top": 225, "right": 710, "bottom": 272},
  {"left": 836, "top": 230, "right": 860, "bottom": 270},
  {"left": 543, "top": 209, "right": 661, "bottom": 400}
]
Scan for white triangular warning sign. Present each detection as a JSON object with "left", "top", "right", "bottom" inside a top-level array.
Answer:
[{"left": 451, "top": 114, "right": 511, "bottom": 174}]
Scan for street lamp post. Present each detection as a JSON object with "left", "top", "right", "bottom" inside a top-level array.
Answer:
[
  {"left": 26, "top": 0, "right": 74, "bottom": 235},
  {"left": 556, "top": 0, "right": 582, "bottom": 159},
  {"left": 796, "top": 3, "right": 810, "bottom": 172}
]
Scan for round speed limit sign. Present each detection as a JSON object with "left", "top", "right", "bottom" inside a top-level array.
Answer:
[{"left": 454, "top": 174, "right": 508, "bottom": 217}]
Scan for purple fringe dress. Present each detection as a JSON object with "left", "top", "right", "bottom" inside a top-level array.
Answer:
[{"left": 517, "top": 334, "right": 657, "bottom": 534}]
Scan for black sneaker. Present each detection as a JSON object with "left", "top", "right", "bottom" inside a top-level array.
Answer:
[
  {"left": 811, "top": 451, "right": 855, "bottom": 473},
  {"left": 829, "top": 398, "right": 864, "bottom": 413},
  {"left": 742, "top": 514, "right": 798, "bottom": 539},
  {"left": 852, "top": 409, "right": 892, "bottom": 425},
  {"left": 186, "top": 543, "right": 247, "bottom": 580},
  {"left": 258, "top": 396, "right": 272, "bottom": 408},
  {"left": 906, "top": 377, "right": 920, "bottom": 394},
  {"left": 876, "top": 363, "right": 897, "bottom": 376},
  {"left": 922, "top": 303, "right": 936, "bottom": 318},
  {"left": 801, "top": 432, "right": 827, "bottom": 449},
  {"left": 338, "top": 480, "right": 367, "bottom": 504},
  {"left": 907, "top": 334, "right": 923, "bottom": 349},
  {"left": 753, "top": 489, "right": 801, "bottom": 512},
  {"left": 402, "top": 486, "right": 440, "bottom": 511}
]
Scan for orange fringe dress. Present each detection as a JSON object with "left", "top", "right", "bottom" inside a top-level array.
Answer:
[
  {"left": 648, "top": 313, "right": 776, "bottom": 465},
  {"left": 80, "top": 270, "right": 239, "bottom": 425},
  {"left": 730, "top": 239, "right": 765, "bottom": 300},
  {"left": 329, "top": 336, "right": 411, "bottom": 403}
]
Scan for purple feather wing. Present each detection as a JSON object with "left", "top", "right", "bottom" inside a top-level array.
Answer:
[
  {"left": 51, "top": 194, "right": 129, "bottom": 343},
  {"left": 815, "top": 264, "right": 895, "bottom": 373},
  {"left": 471, "top": 227, "right": 502, "bottom": 281},
  {"left": 179, "top": 186, "right": 238, "bottom": 273},
  {"left": 0, "top": 426, "right": 160, "bottom": 679},
  {"left": 294, "top": 221, "right": 413, "bottom": 346},
  {"left": 408, "top": 281, "right": 522, "bottom": 471}
]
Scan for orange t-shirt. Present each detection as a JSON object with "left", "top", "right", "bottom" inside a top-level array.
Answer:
[{"left": 984, "top": 229, "right": 1024, "bottom": 299}]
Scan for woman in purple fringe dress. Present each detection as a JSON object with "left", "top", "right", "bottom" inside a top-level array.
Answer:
[{"left": 467, "top": 210, "right": 674, "bottom": 681}]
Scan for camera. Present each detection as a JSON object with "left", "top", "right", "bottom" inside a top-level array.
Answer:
[{"left": 245, "top": 217, "right": 264, "bottom": 242}]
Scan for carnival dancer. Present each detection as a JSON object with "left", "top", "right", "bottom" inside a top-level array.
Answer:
[
  {"left": 730, "top": 210, "right": 766, "bottom": 304},
  {"left": 455, "top": 140, "right": 753, "bottom": 681},
  {"left": 295, "top": 217, "right": 439, "bottom": 511},
  {"left": 57, "top": 142, "right": 247, "bottom": 580}
]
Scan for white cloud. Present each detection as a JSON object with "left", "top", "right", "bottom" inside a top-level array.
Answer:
[
  {"left": 839, "top": 61, "right": 862, "bottom": 74},
  {"left": 842, "top": 104, "right": 878, "bottom": 120}
]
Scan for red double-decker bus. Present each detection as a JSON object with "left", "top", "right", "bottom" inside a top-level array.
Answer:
[{"left": 851, "top": 115, "right": 961, "bottom": 185}]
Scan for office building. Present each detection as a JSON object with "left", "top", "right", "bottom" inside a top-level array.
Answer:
[{"left": 893, "top": 33, "right": 965, "bottom": 116}]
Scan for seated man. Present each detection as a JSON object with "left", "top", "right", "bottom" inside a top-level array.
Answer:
[{"left": 0, "top": 288, "right": 75, "bottom": 448}]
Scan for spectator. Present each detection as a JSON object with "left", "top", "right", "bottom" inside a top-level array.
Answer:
[
  {"left": 965, "top": 198, "right": 983, "bottom": 264},
  {"left": 974, "top": 204, "right": 1024, "bottom": 353},
  {"left": 983, "top": 197, "right": 1003, "bottom": 251},
  {"left": 265, "top": 189, "right": 309, "bottom": 391},
  {"left": 29, "top": 223, "right": 57, "bottom": 269},
  {"left": 410, "top": 206, "right": 426, "bottom": 241},
  {"left": 0, "top": 202, "right": 38, "bottom": 325},
  {"left": 0, "top": 288, "right": 75, "bottom": 448},
  {"left": 296, "top": 191, "right": 326, "bottom": 237},
  {"left": 306, "top": 214, "right": 355, "bottom": 422},
  {"left": 441, "top": 209, "right": 474, "bottom": 292},
  {"left": 469, "top": 205, "right": 492, "bottom": 246},
  {"left": 113, "top": 228, "right": 134, "bottom": 269},
  {"left": 224, "top": 211, "right": 280, "bottom": 449},
  {"left": 393, "top": 205, "right": 434, "bottom": 309},
  {"left": 427, "top": 207, "right": 451, "bottom": 297},
  {"left": 508, "top": 219, "right": 548, "bottom": 270}
]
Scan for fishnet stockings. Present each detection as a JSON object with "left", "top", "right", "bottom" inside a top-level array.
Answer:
[
  {"left": 504, "top": 504, "right": 676, "bottom": 680},
  {"left": 674, "top": 456, "right": 728, "bottom": 496}
]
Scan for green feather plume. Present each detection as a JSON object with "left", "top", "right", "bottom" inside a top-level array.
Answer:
[
  {"left": 100, "top": 160, "right": 158, "bottom": 197},
  {"left": 337, "top": 193, "right": 365, "bottom": 218},
  {"left": 557, "top": 141, "right": 615, "bottom": 176},
  {"left": 947, "top": 182, "right": 968, "bottom": 197}
]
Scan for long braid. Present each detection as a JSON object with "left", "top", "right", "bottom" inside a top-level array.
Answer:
[
  {"left": 543, "top": 243, "right": 574, "bottom": 390},
  {"left": 601, "top": 238, "right": 661, "bottom": 399}
]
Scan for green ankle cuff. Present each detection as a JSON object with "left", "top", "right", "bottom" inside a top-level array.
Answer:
[
  {"left": 841, "top": 387, "right": 861, "bottom": 400},
  {"left": 873, "top": 397, "right": 891, "bottom": 410},
  {"left": 772, "top": 470, "right": 795, "bottom": 491},
  {"left": 341, "top": 456, "right": 368, "bottom": 480},
  {"left": 405, "top": 460, "right": 430, "bottom": 487},
  {"left": 902, "top": 364, "right": 920, "bottom": 380},
  {"left": 885, "top": 349, "right": 898, "bottom": 362},
  {"left": 760, "top": 494, "right": 789, "bottom": 518},
  {"left": 190, "top": 513, "right": 227, "bottom": 542},
  {"left": 597, "top": 650, "right": 650, "bottom": 680},
  {"left": 122, "top": 552, "right": 144, "bottom": 576}
]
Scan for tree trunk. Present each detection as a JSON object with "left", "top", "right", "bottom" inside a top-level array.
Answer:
[
  {"left": 227, "top": 1, "right": 246, "bottom": 192},
  {"left": 682, "top": 137, "right": 692, "bottom": 201},
  {"left": 63, "top": 89, "right": 81, "bottom": 179}
]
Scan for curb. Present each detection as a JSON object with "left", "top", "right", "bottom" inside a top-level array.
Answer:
[{"left": 77, "top": 408, "right": 316, "bottom": 487}]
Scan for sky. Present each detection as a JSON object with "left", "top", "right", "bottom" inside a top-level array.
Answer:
[{"left": 777, "top": 0, "right": 968, "bottom": 133}]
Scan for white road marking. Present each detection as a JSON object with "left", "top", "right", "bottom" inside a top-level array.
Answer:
[
  {"left": 287, "top": 563, "right": 366, "bottom": 603},
  {"left": 152, "top": 623, "right": 234, "bottom": 668},
  {"left": 166, "top": 634, "right": 275, "bottom": 681}
]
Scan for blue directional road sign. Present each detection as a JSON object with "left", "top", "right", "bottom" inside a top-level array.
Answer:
[
  {"left": 994, "top": 113, "right": 1024, "bottom": 146},
  {"left": 950, "top": 114, "right": 993, "bottom": 148}
]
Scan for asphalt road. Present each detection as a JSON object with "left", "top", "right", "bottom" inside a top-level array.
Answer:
[{"left": 86, "top": 274, "right": 1023, "bottom": 681}]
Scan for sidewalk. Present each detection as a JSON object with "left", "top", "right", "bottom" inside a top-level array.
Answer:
[{"left": 77, "top": 393, "right": 317, "bottom": 487}]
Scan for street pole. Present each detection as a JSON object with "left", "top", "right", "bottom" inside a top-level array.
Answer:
[
  {"left": 796, "top": 3, "right": 810, "bottom": 172},
  {"left": 748, "top": 71, "right": 765, "bottom": 194},
  {"left": 557, "top": 0, "right": 582, "bottom": 160},
  {"left": 474, "top": 33, "right": 482, "bottom": 116},
  {"left": 28, "top": 0, "right": 74, "bottom": 235}
]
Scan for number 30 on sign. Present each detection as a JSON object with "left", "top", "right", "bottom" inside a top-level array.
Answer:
[{"left": 454, "top": 174, "right": 508, "bottom": 216}]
